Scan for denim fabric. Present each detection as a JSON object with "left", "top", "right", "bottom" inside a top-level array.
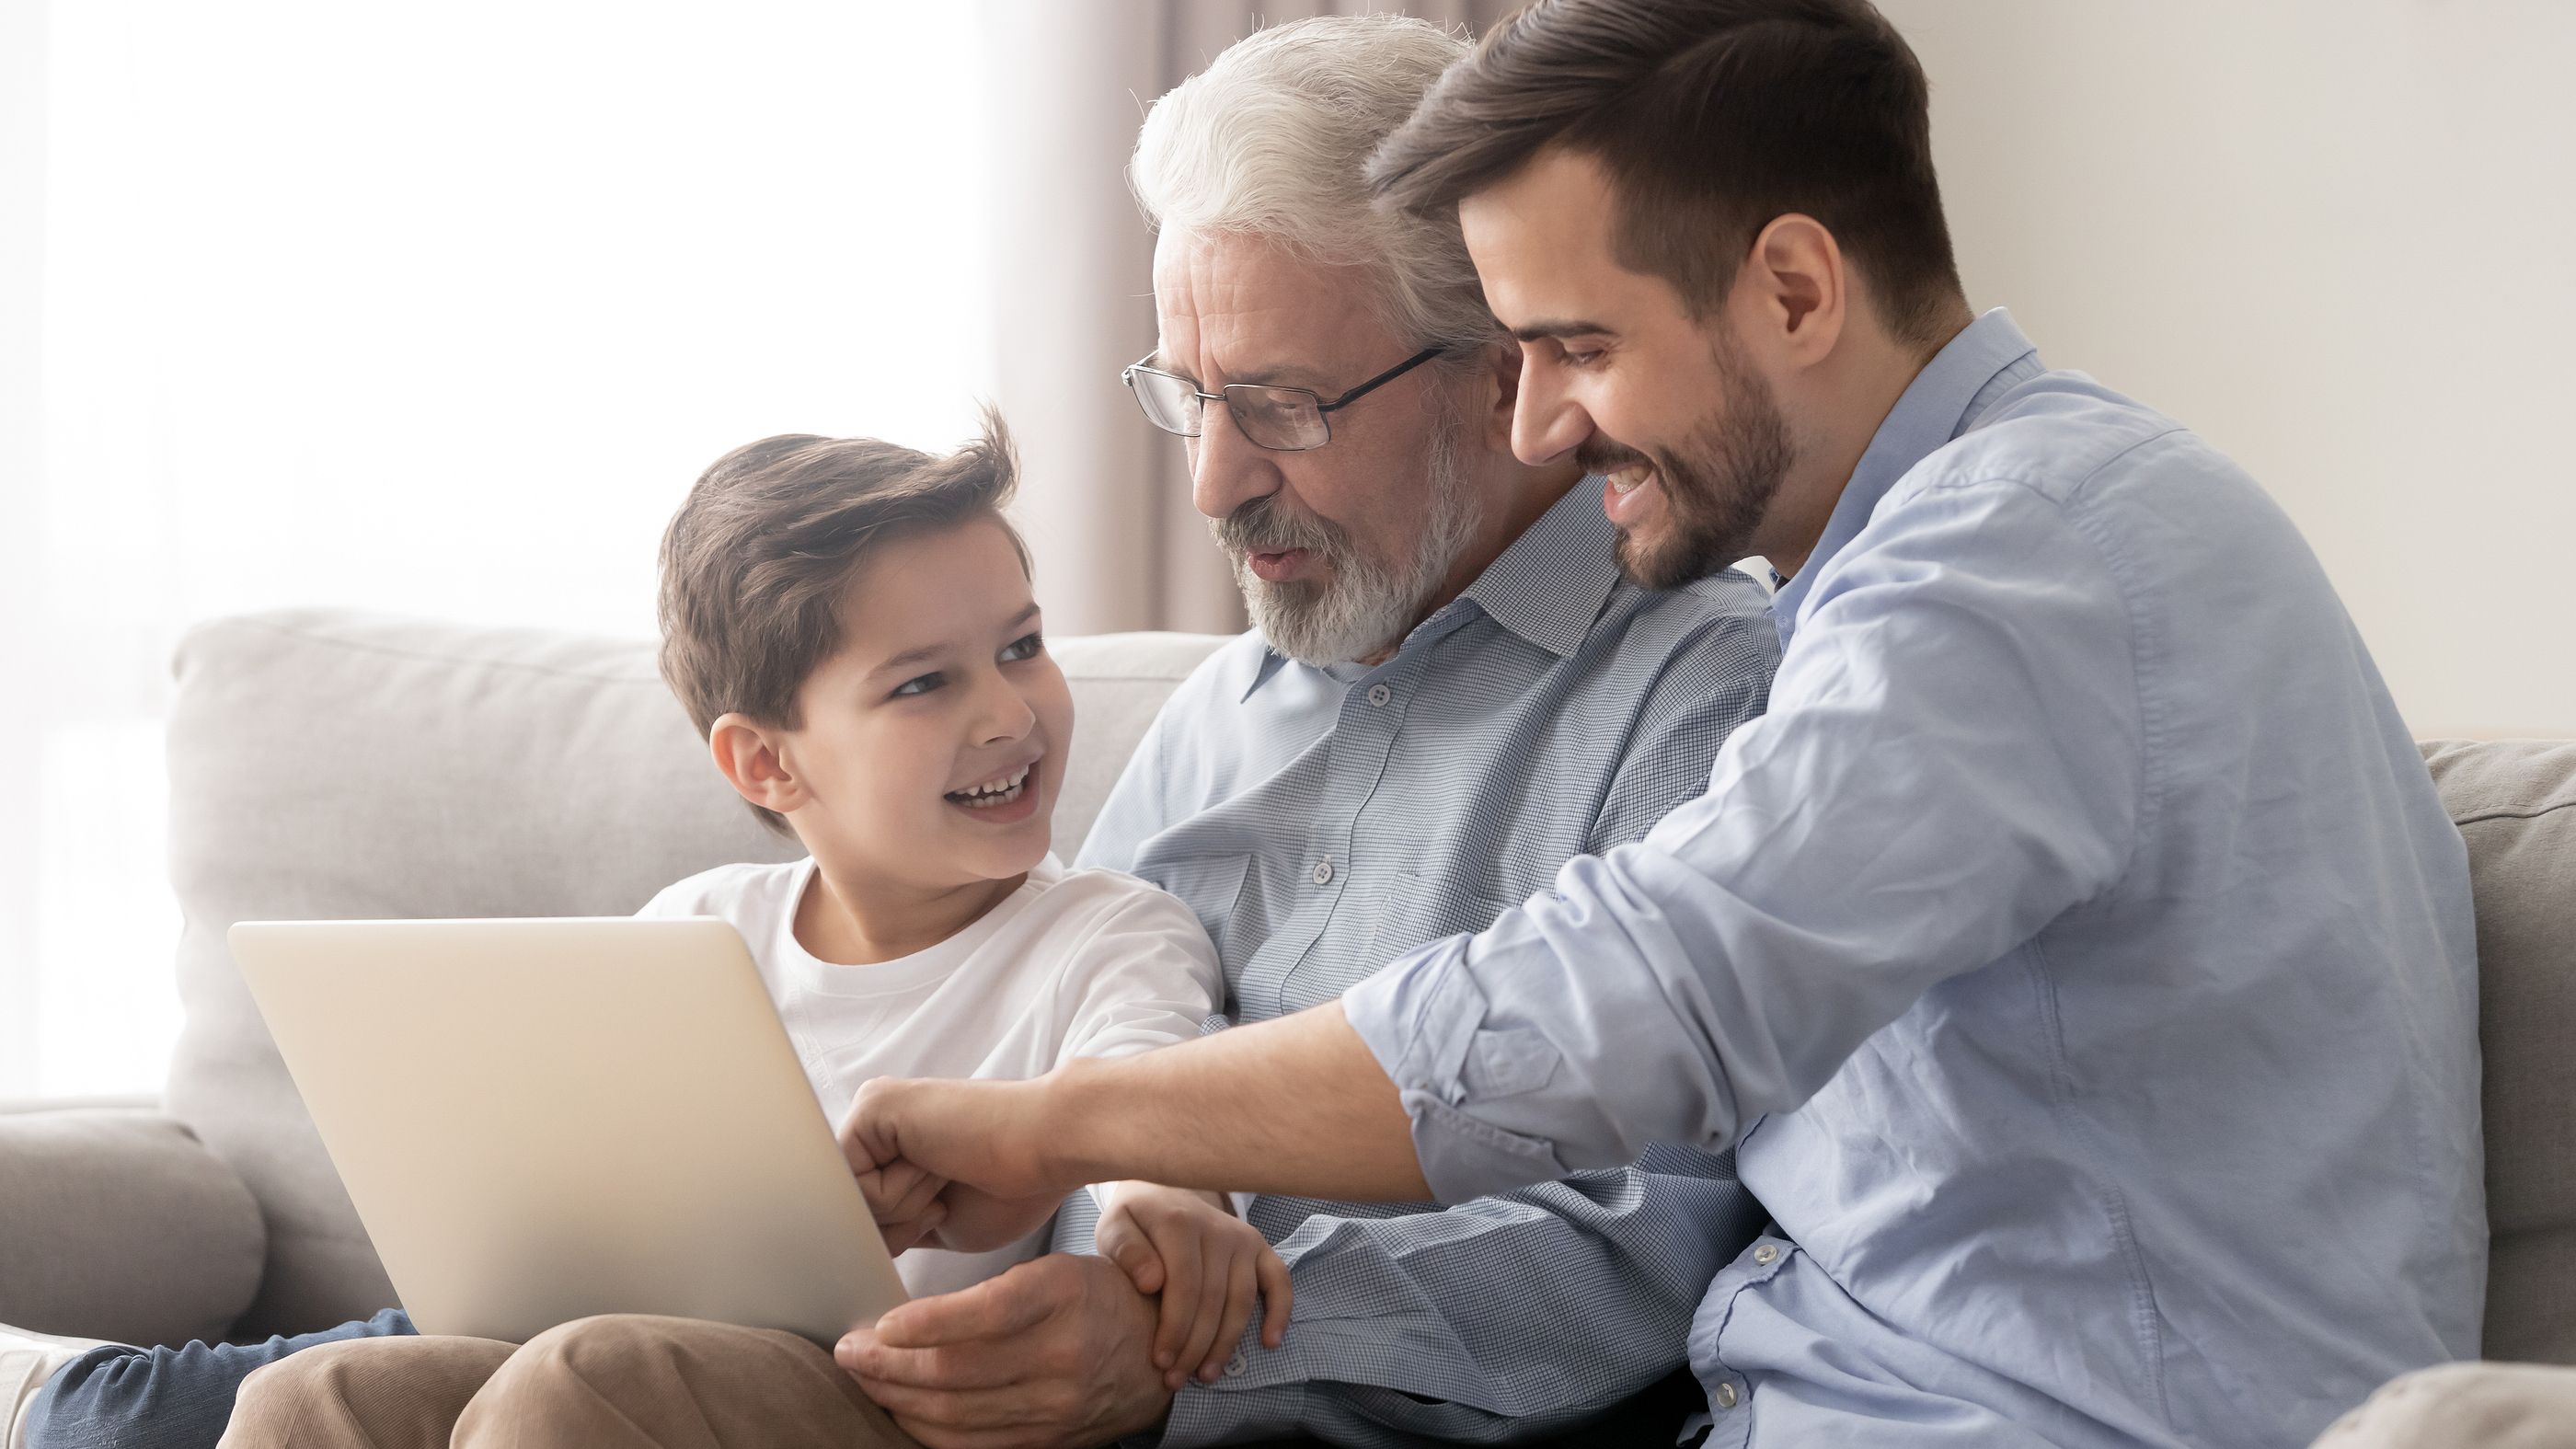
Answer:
[{"left": 26, "top": 1308, "right": 413, "bottom": 1449}]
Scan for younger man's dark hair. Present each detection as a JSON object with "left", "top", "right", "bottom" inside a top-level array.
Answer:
[
  {"left": 1366, "top": 0, "right": 1965, "bottom": 347},
  {"left": 657, "top": 411, "right": 1028, "bottom": 835}
]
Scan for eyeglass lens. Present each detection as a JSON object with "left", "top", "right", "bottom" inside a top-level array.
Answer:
[{"left": 1129, "top": 371, "right": 1331, "bottom": 452}]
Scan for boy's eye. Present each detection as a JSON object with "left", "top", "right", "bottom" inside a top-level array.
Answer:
[
  {"left": 891, "top": 672, "right": 945, "bottom": 698},
  {"left": 998, "top": 631, "right": 1045, "bottom": 663}
]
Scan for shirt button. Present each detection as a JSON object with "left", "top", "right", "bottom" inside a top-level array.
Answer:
[
  {"left": 1754, "top": 1243, "right": 1779, "bottom": 1267},
  {"left": 1714, "top": 1382, "right": 1739, "bottom": 1409},
  {"left": 1365, "top": 683, "right": 1392, "bottom": 707},
  {"left": 1311, "top": 858, "right": 1334, "bottom": 885},
  {"left": 1224, "top": 1351, "right": 1248, "bottom": 1378}
]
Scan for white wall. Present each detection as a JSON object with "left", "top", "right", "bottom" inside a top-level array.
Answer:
[
  {"left": 1879, "top": 0, "right": 2576, "bottom": 739},
  {"left": 1, "top": 0, "right": 47, "bottom": 1095}
]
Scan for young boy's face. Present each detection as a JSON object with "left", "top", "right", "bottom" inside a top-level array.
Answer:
[{"left": 773, "top": 513, "right": 1072, "bottom": 891}]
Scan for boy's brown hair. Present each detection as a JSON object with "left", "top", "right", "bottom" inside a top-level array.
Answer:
[
  {"left": 657, "top": 410, "right": 1028, "bottom": 834},
  {"left": 1365, "top": 0, "right": 1964, "bottom": 347}
]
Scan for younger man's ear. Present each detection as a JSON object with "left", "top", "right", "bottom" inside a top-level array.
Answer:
[
  {"left": 709, "top": 713, "right": 807, "bottom": 816},
  {"left": 1476, "top": 339, "right": 1525, "bottom": 454},
  {"left": 1743, "top": 213, "right": 1847, "bottom": 366}
]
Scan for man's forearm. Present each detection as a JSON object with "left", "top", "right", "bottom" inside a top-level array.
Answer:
[{"left": 1041, "top": 1002, "right": 1432, "bottom": 1202}]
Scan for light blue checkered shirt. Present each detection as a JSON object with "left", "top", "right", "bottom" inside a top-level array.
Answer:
[{"left": 1071, "top": 480, "right": 1780, "bottom": 1446}]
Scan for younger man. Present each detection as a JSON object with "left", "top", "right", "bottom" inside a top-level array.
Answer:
[{"left": 10, "top": 417, "right": 1283, "bottom": 1449}]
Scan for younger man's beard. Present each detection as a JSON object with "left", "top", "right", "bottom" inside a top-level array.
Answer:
[
  {"left": 1211, "top": 413, "right": 1478, "bottom": 665},
  {"left": 1581, "top": 334, "right": 1795, "bottom": 591}
]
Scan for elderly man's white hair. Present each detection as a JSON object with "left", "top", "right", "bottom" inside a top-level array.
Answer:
[{"left": 1130, "top": 15, "right": 1503, "bottom": 362}]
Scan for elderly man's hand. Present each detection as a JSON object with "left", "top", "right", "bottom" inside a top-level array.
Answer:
[{"left": 835, "top": 1252, "right": 1178, "bottom": 1449}]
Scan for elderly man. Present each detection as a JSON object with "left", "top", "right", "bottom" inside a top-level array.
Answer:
[
  {"left": 214, "top": 15, "right": 1779, "bottom": 1449},
  {"left": 832, "top": 16, "right": 1777, "bottom": 1448}
]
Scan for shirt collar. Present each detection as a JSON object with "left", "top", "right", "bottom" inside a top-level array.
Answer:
[
  {"left": 1458, "top": 476, "right": 1625, "bottom": 659},
  {"left": 1241, "top": 477, "right": 1622, "bottom": 700},
  {"left": 1768, "top": 308, "right": 2041, "bottom": 633}
]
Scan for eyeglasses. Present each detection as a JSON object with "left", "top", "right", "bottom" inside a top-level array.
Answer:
[{"left": 1120, "top": 347, "right": 1446, "bottom": 452}]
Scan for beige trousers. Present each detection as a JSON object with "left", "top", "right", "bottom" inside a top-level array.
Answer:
[{"left": 214, "top": 1315, "right": 921, "bottom": 1449}]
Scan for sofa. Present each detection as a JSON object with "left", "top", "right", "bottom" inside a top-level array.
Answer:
[{"left": 3, "top": 610, "right": 2570, "bottom": 1425}]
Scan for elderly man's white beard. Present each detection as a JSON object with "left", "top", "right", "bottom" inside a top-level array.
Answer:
[{"left": 1213, "top": 418, "right": 1480, "bottom": 666}]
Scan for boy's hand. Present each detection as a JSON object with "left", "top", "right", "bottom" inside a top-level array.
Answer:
[
  {"left": 921, "top": 1181, "right": 1066, "bottom": 1254},
  {"left": 1094, "top": 1183, "right": 1292, "bottom": 1390},
  {"left": 853, "top": 1157, "right": 949, "bottom": 1254}
]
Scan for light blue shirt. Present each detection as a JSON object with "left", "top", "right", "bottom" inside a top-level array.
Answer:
[
  {"left": 1075, "top": 480, "right": 1782, "bottom": 1446},
  {"left": 1343, "top": 311, "right": 2485, "bottom": 1449}
]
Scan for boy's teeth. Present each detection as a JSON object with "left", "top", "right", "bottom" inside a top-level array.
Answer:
[{"left": 949, "top": 764, "right": 1032, "bottom": 804}]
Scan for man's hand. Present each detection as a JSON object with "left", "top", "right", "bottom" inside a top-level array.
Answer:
[
  {"left": 1095, "top": 1184, "right": 1291, "bottom": 1389},
  {"left": 841, "top": 1076, "right": 1066, "bottom": 1251},
  {"left": 835, "top": 1252, "right": 1177, "bottom": 1449}
]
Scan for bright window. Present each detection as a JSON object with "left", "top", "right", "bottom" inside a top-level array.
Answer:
[{"left": 9, "top": 0, "right": 995, "bottom": 1095}]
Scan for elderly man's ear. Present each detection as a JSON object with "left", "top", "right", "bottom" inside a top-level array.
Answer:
[{"left": 1471, "top": 339, "right": 1525, "bottom": 454}]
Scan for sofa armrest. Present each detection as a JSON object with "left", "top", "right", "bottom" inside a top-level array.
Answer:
[{"left": 0, "top": 1107, "right": 266, "bottom": 1347}]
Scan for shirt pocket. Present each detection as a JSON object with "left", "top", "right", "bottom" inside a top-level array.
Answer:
[{"left": 1367, "top": 869, "right": 1524, "bottom": 962}]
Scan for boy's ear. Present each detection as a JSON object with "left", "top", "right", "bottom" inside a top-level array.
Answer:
[{"left": 709, "top": 713, "right": 807, "bottom": 816}]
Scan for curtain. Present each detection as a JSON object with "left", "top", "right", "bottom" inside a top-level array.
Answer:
[{"left": 982, "top": 0, "right": 1520, "bottom": 638}]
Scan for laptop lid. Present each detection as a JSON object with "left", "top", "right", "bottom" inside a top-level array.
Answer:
[{"left": 230, "top": 915, "right": 908, "bottom": 1345}]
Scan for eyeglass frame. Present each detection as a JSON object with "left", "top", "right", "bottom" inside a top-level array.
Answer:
[{"left": 1119, "top": 346, "right": 1449, "bottom": 452}]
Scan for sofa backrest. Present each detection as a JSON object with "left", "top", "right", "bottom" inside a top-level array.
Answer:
[
  {"left": 2421, "top": 740, "right": 2576, "bottom": 1365},
  {"left": 161, "top": 609, "right": 1227, "bottom": 1336}
]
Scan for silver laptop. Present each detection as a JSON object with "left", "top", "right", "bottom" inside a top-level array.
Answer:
[{"left": 230, "top": 916, "right": 908, "bottom": 1346}]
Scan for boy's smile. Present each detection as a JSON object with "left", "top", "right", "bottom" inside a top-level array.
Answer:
[{"left": 943, "top": 753, "right": 1041, "bottom": 823}]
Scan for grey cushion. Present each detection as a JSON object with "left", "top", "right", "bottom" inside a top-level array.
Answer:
[
  {"left": 160, "top": 609, "right": 1225, "bottom": 1336},
  {"left": 0, "top": 1107, "right": 263, "bottom": 1347},
  {"left": 2422, "top": 740, "right": 2576, "bottom": 1366}
]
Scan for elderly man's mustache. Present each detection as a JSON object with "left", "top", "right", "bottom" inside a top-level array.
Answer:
[{"left": 1213, "top": 491, "right": 1350, "bottom": 558}]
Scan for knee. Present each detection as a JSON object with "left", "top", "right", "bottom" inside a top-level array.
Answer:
[
  {"left": 221, "top": 1342, "right": 373, "bottom": 1440},
  {"left": 223, "top": 1335, "right": 499, "bottom": 1449},
  {"left": 507, "top": 1315, "right": 673, "bottom": 1381},
  {"left": 479, "top": 1315, "right": 689, "bottom": 1406}
]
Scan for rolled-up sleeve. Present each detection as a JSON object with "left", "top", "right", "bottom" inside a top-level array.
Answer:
[{"left": 1345, "top": 478, "right": 2149, "bottom": 1203}]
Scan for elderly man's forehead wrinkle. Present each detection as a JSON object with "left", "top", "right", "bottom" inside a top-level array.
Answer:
[{"left": 1155, "top": 232, "right": 1388, "bottom": 388}]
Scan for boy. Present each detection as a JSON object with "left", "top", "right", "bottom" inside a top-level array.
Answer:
[{"left": 6, "top": 416, "right": 1284, "bottom": 1449}]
